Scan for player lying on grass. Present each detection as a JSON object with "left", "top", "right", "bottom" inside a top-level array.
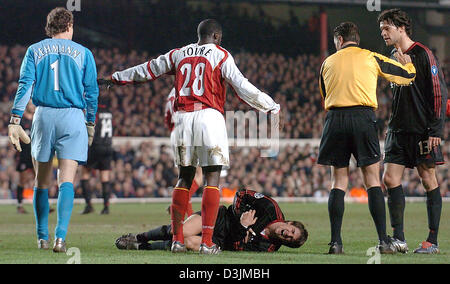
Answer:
[{"left": 115, "top": 189, "right": 308, "bottom": 252}]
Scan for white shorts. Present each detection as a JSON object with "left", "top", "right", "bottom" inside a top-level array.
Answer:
[{"left": 171, "top": 108, "right": 229, "bottom": 168}]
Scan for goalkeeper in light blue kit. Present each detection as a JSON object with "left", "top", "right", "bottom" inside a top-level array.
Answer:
[{"left": 8, "top": 7, "right": 98, "bottom": 252}]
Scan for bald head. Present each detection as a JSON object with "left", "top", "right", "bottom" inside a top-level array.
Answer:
[{"left": 197, "top": 19, "right": 222, "bottom": 45}]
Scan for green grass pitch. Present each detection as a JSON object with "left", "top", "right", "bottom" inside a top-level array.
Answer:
[{"left": 0, "top": 201, "right": 448, "bottom": 264}]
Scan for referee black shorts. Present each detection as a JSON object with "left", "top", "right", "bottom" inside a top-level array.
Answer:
[{"left": 318, "top": 106, "right": 381, "bottom": 168}]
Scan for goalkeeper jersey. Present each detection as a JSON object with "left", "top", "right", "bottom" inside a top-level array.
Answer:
[{"left": 11, "top": 38, "right": 99, "bottom": 123}]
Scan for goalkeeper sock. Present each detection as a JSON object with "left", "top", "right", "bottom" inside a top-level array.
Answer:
[
  {"left": 201, "top": 186, "right": 220, "bottom": 247},
  {"left": 387, "top": 185, "right": 405, "bottom": 241},
  {"left": 33, "top": 187, "right": 50, "bottom": 241},
  {"left": 426, "top": 187, "right": 442, "bottom": 245},
  {"left": 171, "top": 187, "right": 189, "bottom": 244},
  {"left": 55, "top": 182, "right": 75, "bottom": 240},
  {"left": 328, "top": 188, "right": 345, "bottom": 245},
  {"left": 367, "top": 186, "right": 388, "bottom": 243}
]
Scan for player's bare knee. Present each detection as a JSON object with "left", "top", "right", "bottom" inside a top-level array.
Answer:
[
  {"left": 382, "top": 171, "right": 400, "bottom": 188},
  {"left": 419, "top": 175, "right": 438, "bottom": 191},
  {"left": 417, "top": 165, "right": 438, "bottom": 191}
]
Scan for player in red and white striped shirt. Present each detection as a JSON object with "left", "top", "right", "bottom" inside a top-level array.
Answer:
[{"left": 104, "top": 19, "right": 280, "bottom": 254}]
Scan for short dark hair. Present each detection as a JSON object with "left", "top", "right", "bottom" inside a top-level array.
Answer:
[
  {"left": 333, "top": 22, "right": 360, "bottom": 45},
  {"left": 377, "top": 9, "right": 412, "bottom": 37},
  {"left": 45, "top": 7, "right": 73, "bottom": 37},
  {"left": 283, "top": 220, "right": 308, "bottom": 249},
  {"left": 197, "top": 19, "right": 222, "bottom": 38}
]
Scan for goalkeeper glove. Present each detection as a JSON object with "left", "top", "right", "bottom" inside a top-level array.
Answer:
[
  {"left": 8, "top": 116, "right": 30, "bottom": 152},
  {"left": 86, "top": 122, "right": 95, "bottom": 146}
]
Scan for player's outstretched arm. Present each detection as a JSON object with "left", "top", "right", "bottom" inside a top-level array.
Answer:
[
  {"left": 373, "top": 52, "right": 416, "bottom": 86},
  {"left": 106, "top": 49, "right": 177, "bottom": 86},
  {"left": 221, "top": 54, "right": 280, "bottom": 114}
]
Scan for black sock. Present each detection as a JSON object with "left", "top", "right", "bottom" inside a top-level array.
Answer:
[
  {"left": 102, "top": 182, "right": 111, "bottom": 207},
  {"left": 81, "top": 180, "right": 91, "bottom": 205},
  {"left": 137, "top": 225, "right": 172, "bottom": 243},
  {"left": 426, "top": 187, "right": 442, "bottom": 245},
  {"left": 328, "top": 188, "right": 345, "bottom": 245},
  {"left": 138, "top": 240, "right": 171, "bottom": 251},
  {"left": 17, "top": 185, "right": 24, "bottom": 206},
  {"left": 387, "top": 185, "right": 405, "bottom": 241},
  {"left": 367, "top": 186, "right": 388, "bottom": 243}
]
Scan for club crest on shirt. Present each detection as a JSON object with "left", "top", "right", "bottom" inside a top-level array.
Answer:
[
  {"left": 431, "top": 65, "right": 438, "bottom": 76},
  {"left": 254, "top": 193, "right": 264, "bottom": 199}
]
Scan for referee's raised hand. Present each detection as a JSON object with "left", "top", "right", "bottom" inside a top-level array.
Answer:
[{"left": 394, "top": 45, "right": 412, "bottom": 65}]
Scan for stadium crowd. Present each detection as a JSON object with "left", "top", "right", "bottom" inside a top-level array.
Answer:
[
  {"left": 0, "top": 45, "right": 449, "bottom": 199},
  {"left": 1, "top": 45, "right": 449, "bottom": 140}
]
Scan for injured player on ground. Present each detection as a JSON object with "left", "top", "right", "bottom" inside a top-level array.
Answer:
[{"left": 115, "top": 189, "right": 308, "bottom": 252}]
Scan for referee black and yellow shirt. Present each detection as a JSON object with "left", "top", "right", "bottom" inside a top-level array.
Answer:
[{"left": 319, "top": 44, "right": 416, "bottom": 110}]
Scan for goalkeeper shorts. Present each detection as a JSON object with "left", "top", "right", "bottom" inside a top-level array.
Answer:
[{"left": 31, "top": 106, "right": 88, "bottom": 163}]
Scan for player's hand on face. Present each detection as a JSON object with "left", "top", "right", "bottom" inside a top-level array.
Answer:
[
  {"left": 394, "top": 46, "right": 412, "bottom": 65},
  {"left": 428, "top": 136, "right": 441, "bottom": 149},
  {"left": 240, "top": 209, "right": 258, "bottom": 227}
]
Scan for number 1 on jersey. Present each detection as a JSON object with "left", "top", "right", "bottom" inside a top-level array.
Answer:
[
  {"left": 179, "top": 62, "right": 205, "bottom": 97},
  {"left": 50, "top": 59, "right": 60, "bottom": 91}
]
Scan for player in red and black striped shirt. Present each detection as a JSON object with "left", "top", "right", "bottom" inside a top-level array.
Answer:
[
  {"left": 115, "top": 189, "right": 308, "bottom": 252},
  {"left": 378, "top": 9, "right": 448, "bottom": 254}
]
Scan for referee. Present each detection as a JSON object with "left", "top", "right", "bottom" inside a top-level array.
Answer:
[{"left": 317, "top": 22, "right": 416, "bottom": 254}]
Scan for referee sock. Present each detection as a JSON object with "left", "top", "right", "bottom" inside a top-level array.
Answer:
[
  {"left": 426, "top": 187, "right": 442, "bottom": 245},
  {"left": 81, "top": 179, "right": 91, "bottom": 205},
  {"left": 201, "top": 186, "right": 220, "bottom": 247},
  {"left": 171, "top": 187, "right": 189, "bottom": 244},
  {"left": 387, "top": 185, "right": 405, "bottom": 241},
  {"left": 367, "top": 186, "right": 388, "bottom": 243},
  {"left": 33, "top": 188, "right": 49, "bottom": 241},
  {"left": 102, "top": 182, "right": 111, "bottom": 207},
  {"left": 328, "top": 188, "right": 345, "bottom": 245},
  {"left": 55, "top": 182, "right": 75, "bottom": 240}
]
